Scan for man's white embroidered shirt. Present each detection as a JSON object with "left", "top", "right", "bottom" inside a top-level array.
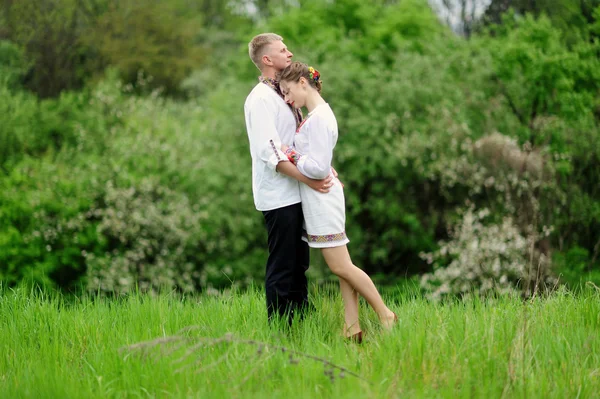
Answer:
[{"left": 244, "top": 82, "right": 301, "bottom": 211}]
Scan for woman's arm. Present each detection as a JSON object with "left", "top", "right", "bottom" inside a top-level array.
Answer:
[{"left": 295, "top": 116, "right": 333, "bottom": 179}]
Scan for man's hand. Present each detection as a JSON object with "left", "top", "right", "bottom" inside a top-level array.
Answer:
[
  {"left": 306, "top": 175, "right": 334, "bottom": 193},
  {"left": 331, "top": 166, "right": 338, "bottom": 178},
  {"left": 331, "top": 166, "right": 344, "bottom": 188}
]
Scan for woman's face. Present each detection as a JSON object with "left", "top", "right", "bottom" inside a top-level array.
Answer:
[{"left": 280, "top": 78, "right": 307, "bottom": 109}]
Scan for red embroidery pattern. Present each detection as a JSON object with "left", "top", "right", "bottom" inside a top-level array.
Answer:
[
  {"left": 296, "top": 118, "right": 309, "bottom": 133},
  {"left": 303, "top": 231, "right": 347, "bottom": 243}
]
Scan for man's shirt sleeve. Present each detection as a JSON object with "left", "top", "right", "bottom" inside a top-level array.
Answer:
[{"left": 246, "top": 96, "right": 288, "bottom": 171}]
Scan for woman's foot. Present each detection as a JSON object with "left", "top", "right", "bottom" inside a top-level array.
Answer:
[
  {"left": 380, "top": 310, "right": 398, "bottom": 330},
  {"left": 343, "top": 322, "right": 363, "bottom": 343},
  {"left": 346, "top": 330, "right": 363, "bottom": 344}
]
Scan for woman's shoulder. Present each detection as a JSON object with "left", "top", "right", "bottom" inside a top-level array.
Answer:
[
  {"left": 309, "top": 103, "right": 336, "bottom": 123},
  {"left": 317, "top": 104, "right": 338, "bottom": 130}
]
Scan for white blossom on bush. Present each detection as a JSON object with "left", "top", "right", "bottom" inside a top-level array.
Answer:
[
  {"left": 420, "top": 207, "right": 557, "bottom": 300},
  {"left": 84, "top": 178, "right": 204, "bottom": 294}
]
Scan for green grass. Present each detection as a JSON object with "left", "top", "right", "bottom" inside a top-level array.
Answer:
[{"left": 1, "top": 283, "right": 599, "bottom": 398}]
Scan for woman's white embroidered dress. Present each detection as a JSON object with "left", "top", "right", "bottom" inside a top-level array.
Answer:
[{"left": 293, "top": 103, "right": 349, "bottom": 248}]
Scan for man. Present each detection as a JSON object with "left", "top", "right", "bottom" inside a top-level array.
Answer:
[{"left": 244, "top": 33, "right": 333, "bottom": 324}]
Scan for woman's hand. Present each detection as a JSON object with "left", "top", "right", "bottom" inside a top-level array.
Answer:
[{"left": 281, "top": 144, "right": 289, "bottom": 153}]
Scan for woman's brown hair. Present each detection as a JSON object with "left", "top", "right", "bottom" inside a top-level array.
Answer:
[{"left": 277, "top": 62, "right": 322, "bottom": 93}]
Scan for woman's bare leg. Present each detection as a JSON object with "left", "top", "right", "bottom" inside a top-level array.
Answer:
[
  {"left": 339, "top": 277, "right": 360, "bottom": 336},
  {"left": 321, "top": 245, "right": 396, "bottom": 328}
]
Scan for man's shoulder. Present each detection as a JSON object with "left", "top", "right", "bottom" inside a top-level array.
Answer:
[{"left": 245, "top": 83, "right": 278, "bottom": 108}]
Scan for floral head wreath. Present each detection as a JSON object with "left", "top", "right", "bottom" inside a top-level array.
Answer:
[{"left": 308, "top": 66, "right": 320, "bottom": 82}]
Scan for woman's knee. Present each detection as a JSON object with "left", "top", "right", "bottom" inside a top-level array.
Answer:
[{"left": 327, "top": 260, "right": 351, "bottom": 277}]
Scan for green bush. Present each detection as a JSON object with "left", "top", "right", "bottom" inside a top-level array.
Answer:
[
  {"left": 483, "top": 14, "right": 600, "bottom": 279},
  {"left": 0, "top": 74, "right": 127, "bottom": 289},
  {"left": 0, "top": 70, "right": 123, "bottom": 173},
  {"left": 0, "top": 0, "right": 93, "bottom": 97},
  {"left": 1, "top": 0, "right": 598, "bottom": 294},
  {"left": 84, "top": 179, "right": 205, "bottom": 294},
  {"left": 1, "top": 73, "right": 266, "bottom": 292},
  {"left": 420, "top": 207, "right": 556, "bottom": 300},
  {"left": 553, "top": 246, "right": 600, "bottom": 287},
  {"left": 0, "top": 40, "right": 27, "bottom": 89},
  {"left": 87, "top": 0, "right": 207, "bottom": 96}
]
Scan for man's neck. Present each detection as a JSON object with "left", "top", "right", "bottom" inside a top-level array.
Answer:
[{"left": 261, "top": 67, "right": 279, "bottom": 81}]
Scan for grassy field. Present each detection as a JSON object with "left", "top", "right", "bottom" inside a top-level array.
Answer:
[{"left": 1, "top": 283, "right": 599, "bottom": 398}]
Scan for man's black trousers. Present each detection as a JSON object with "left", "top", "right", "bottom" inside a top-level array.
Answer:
[{"left": 263, "top": 202, "right": 310, "bottom": 324}]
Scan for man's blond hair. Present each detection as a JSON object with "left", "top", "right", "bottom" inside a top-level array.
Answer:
[{"left": 248, "top": 33, "right": 283, "bottom": 70}]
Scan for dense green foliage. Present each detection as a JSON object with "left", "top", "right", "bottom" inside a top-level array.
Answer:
[
  {"left": 0, "top": 72, "right": 264, "bottom": 293},
  {"left": 0, "top": 0, "right": 599, "bottom": 293}
]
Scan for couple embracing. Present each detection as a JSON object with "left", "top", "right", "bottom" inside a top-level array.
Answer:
[{"left": 244, "top": 33, "right": 396, "bottom": 342}]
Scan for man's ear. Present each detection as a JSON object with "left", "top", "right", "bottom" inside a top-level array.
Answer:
[{"left": 262, "top": 54, "right": 272, "bottom": 67}]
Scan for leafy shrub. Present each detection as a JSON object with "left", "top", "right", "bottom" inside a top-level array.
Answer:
[
  {"left": 84, "top": 179, "right": 205, "bottom": 294},
  {"left": 1, "top": 73, "right": 266, "bottom": 293},
  {"left": 86, "top": 0, "right": 207, "bottom": 96},
  {"left": 0, "top": 40, "right": 28, "bottom": 89},
  {"left": 1, "top": 0, "right": 93, "bottom": 97},
  {"left": 1, "top": 1, "right": 598, "bottom": 294},
  {"left": 420, "top": 207, "right": 557, "bottom": 300},
  {"left": 0, "top": 73, "right": 128, "bottom": 290},
  {"left": 0, "top": 157, "right": 100, "bottom": 290}
]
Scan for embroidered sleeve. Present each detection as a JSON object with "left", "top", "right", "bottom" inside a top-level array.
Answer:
[
  {"left": 246, "top": 97, "right": 288, "bottom": 171},
  {"left": 270, "top": 140, "right": 282, "bottom": 162}
]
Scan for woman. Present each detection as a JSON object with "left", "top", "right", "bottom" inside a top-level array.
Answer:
[{"left": 278, "top": 62, "right": 397, "bottom": 342}]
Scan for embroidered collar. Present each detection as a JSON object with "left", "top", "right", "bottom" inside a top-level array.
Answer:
[{"left": 259, "top": 76, "right": 281, "bottom": 96}]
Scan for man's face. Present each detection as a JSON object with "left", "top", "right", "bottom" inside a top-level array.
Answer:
[{"left": 264, "top": 40, "right": 293, "bottom": 71}]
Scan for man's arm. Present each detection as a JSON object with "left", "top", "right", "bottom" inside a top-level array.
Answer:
[
  {"left": 246, "top": 97, "right": 289, "bottom": 170},
  {"left": 276, "top": 161, "right": 333, "bottom": 193}
]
